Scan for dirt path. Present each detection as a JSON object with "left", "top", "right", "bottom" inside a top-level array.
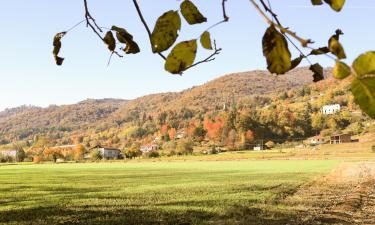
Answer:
[{"left": 285, "top": 162, "right": 375, "bottom": 225}]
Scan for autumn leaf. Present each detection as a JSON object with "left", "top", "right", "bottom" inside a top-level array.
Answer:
[
  {"left": 151, "top": 11, "right": 181, "bottom": 53},
  {"left": 262, "top": 25, "right": 291, "bottom": 74},
  {"left": 180, "top": 0, "right": 207, "bottom": 25},
  {"left": 165, "top": 40, "right": 197, "bottom": 74}
]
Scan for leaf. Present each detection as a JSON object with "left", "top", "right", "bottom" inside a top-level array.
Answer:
[
  {"left": 111, "top": 26, "right": 140, "bottom": 54},
  {"left": 333, "top": 60, "right": 351, "bottom": 79},
  {"left": 309, "top": 47, "right": 330, "bottom": 56},
  {"left": 52, "top": 32, "right": 66, "bottom": 66},
  {"left": 311, "top": 0, "right": 323, "bottom": 5},
  {"left": 165, "top": 40, "right": 197, "bottom": 74},
  {"left": 180, "top": 0, "right": 207, "bottom": 25},
  {"left": 200, "top": 31, "right": 212, "bottom": 50},
  {"left": 310, "top": 63, "right": 324, "bottom": 82},
  {"left": 54, "top": 56, "right": 64, "bottom": 66},
  {"left": 324, "top": 0, "right": 346, "bottom": 12},
  {"left": 151, "top": 11, "right": 181, "bottom": 53},
  {"left": 290, "top": 55, "right": 304, "bottom": 70},
  {"left": 351, "top": 77, "right": 375, "bottom": 118},
  {"left": 352, "top": 51, "right": 375, "bottom": 78},
  {"left": 103, "top": 31, "right": 116, "bottom": 52},
  {"left": 328, "top": 30, "right": 346, "bottom": 59},
  {"left": 262, "top": 25, "right": 291, "bottom": 74}
]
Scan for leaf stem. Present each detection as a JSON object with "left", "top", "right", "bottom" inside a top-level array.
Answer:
[{"left": 249, "top": 0, "right": 313, "bottom": 47}]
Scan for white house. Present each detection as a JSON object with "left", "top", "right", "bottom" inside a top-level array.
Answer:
[
  {"left": 90, "top": 145, "right": 121, "bottom": 159},
  {"left": 309, "top": 135, "right": 325, "bottom": 145},
  {"left": 321, "top": 104, "right": 340, "bottom": 115},
  {"left": 0, "top": 149, "right": 17, "bottom": 158},
  {"left": 140, "top": 144, "right": 159, "bottom": 153}
]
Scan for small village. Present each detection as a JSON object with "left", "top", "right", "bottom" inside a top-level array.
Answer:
[{"left": 0, "top": 103, "right": 368, "bottom": 163}]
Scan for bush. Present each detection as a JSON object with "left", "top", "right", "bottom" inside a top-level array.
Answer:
[
  {"left": 144, "top": 150, "right": 160, "bottom": 158},
  {"left": 0, "top": 155, "right": 15, "bottom": 163},
  {"left": 372, "top": 145, "right": 375, "bottom": 153},
  {"left": 16, "top": 149, "right": 26, "bottom": 162},
  {"left": 89, "top": 150, "right": 102, "bottom": 161},
  {"left": 176, "top": 139, "right": 194, "bottom": 155}
]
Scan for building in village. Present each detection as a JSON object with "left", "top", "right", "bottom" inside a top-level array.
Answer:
[
  {"left": 308, "top": 135, "right": 325, "bottom": 145},
  {"left": 321, "top": 104, "right": 341, "bottom": 115},
  {"left": 90, "top": 145, "right": 121, "bottom": 159},
  {"left": 330, "top": 134, "right": 352, "bottom": 144},
  {"left": 0, "top": 149, "right": 17, "bottom": 158},
  {"left": 140, "top": 144, "right": 159, "bottom": 153}
]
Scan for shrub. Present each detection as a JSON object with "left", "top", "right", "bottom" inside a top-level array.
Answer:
[
  {"left": 144, "top": 150, "right": 160, "bottom": 158},
  {"left": 16, "top": 149, "right": 26, "bottom": 162},
  {"left": 176, "top": 139, "right": 194, "bottom": 155},
  {"left": 89, "top": 150, "right": 102, "bottom": 161},
  {"left": 372, "top": 145, "right": 375, "bottom": 153},
  {"left": 0, "top": 155, "right": 15, "bottom": 163},
  {"left": 265, "top": 141, "right": 275, "bottom": 149}
]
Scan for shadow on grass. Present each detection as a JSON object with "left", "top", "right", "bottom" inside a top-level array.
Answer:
[{"left": 0, "top": 202, "right": 300, "bottom": 225}]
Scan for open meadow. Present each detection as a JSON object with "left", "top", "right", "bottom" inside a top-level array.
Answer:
[{"left": 0, "top": 160, "right": 339, "bottom": 225}]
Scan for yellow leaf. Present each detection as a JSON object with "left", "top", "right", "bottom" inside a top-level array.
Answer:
[
  {"left": 165, "top": 40, "right": 197, "bottom": 74},
  {"left": 200, "top": 31, "right": 212, "bottom": 50}
]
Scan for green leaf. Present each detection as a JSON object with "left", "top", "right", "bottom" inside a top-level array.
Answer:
[
  {"left": 111, "top": 26, "right": 140, "bottom": 54},
  {"left": 352, "top": 51, "right": 375, "bottom": 78},
  {"left": 52, "top": 32, "right": 66, "bottom": 66},
  {"left": 165, "top": 40, "right": 197, "bottom": 74},
  {"left": 290, "top": 55, "right": 304, "bottom": 70},
  {"left": 200, "top": 31, "right": 212, "bottom": 50},
  {"left": 333, "top": 60, "right": 351, "bottom": 79},
  {"left": 324, "top": 0, "right": 346, "bottom": 12},
  {"left": 151, "top": 11, "right": 181, "bottom": 53},
  {"left": 328, "top": 30, "right": 346, "bottom": 59},
  {"left": 309, "top": 47, "right": 330, "bottom": 56},
  {"left": 180, "top": 0, "right": 207, "bottom": 25},
  {"left": 310, "top": 63, "right": 324, "bottom": 82},
  {"left": 103, "top": 31, "right": 116, "bottom": 52},
  {"left": 351, "top": 77, "right": 375, "bottom": 118},
  {"left": 311, "top": 0, "right": 323, "bottom": 5},
  {"left": 262, "top": 25, "right": 291, "bottom": 74}
]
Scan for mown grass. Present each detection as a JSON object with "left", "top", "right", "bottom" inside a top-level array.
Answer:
[{"left": 0, "top": 160, "right": 338, "bottom": 225}]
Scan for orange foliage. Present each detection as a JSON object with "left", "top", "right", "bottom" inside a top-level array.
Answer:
[
  {"left": 244, "top": 130, "right": 254, "bottom": 142},
  {"left": 161, "top": 124, "right": 169, "bottom": 135},
  {"left": 168, "top": 128, "right": 176, "bottom": 140},
  {"left": 203, "top": 116, "right": 225, "bottom": 140}
]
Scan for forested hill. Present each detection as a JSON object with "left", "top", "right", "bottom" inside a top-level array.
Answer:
[{"left": 0, "top": 67, "right": 349, "bottom": 146}]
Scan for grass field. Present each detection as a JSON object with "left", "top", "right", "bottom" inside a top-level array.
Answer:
[{"left": 0, "top": 160, "right": 338, "bottom": 225}]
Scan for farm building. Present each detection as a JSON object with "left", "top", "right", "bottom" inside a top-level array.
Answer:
[
  {"left": 330, "top": 134, "right": 352, "bottom": 144},
  {"left": 90, "top": 145, "right": 121, "bottom": 159},
  {"left": 309, "top": 135, "right": 325, "bottom": 145},
  {"left": 140, "top": 144, "right": 159, "bottom": 153},
  {"left": 0, "top": 149, "right": 17, "bottom": 158},
  {"left": 321, "top": 104, "right": 341, "bottom": 115}
]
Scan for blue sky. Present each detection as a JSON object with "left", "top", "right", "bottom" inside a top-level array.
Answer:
[{"left": 0, "top": 0, "right": 374, "bottom": 111}]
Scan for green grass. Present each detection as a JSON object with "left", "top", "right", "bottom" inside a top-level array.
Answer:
[{"left": 0, "top": 160, "right": 338, "bottom": 225}]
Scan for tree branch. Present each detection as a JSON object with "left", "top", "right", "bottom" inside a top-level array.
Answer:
[
  {"left": 184, "top": 41, "right": 222, "bottom": 72},
  {"left": 249, "top": 0, "right": 313, "bottom": 47},
  {"left": 222, "top": 0, "right": 229, "bottom": 22},
  {"left": 132, "top": 0, "right": 166, "bottom": 60},
  {"left": 83, "top": 0, "right": 104, "bottom": 41}
]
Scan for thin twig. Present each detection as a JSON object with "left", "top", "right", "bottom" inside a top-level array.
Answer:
[
  {"left": 249, "top": 0, "right": 313, "bottom": 47},
  {"left": 184, "top": 40, "right": 222, "bottom": 72},
  {"left": 132, "top": 0, "right": 166, "bottom": 60},
  {"left": 83, "top": 0, "right": 104, "bottom": 41},
  {"left": 261, "top": 0, "right": 311, "bottom": 65},
  {"left": 66, "top": 20, "right": 86, "bottom": 33}
]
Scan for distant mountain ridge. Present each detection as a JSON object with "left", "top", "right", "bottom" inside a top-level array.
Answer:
[{"left": 0, "top": 67, "right": 330, "bottom": 143}]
